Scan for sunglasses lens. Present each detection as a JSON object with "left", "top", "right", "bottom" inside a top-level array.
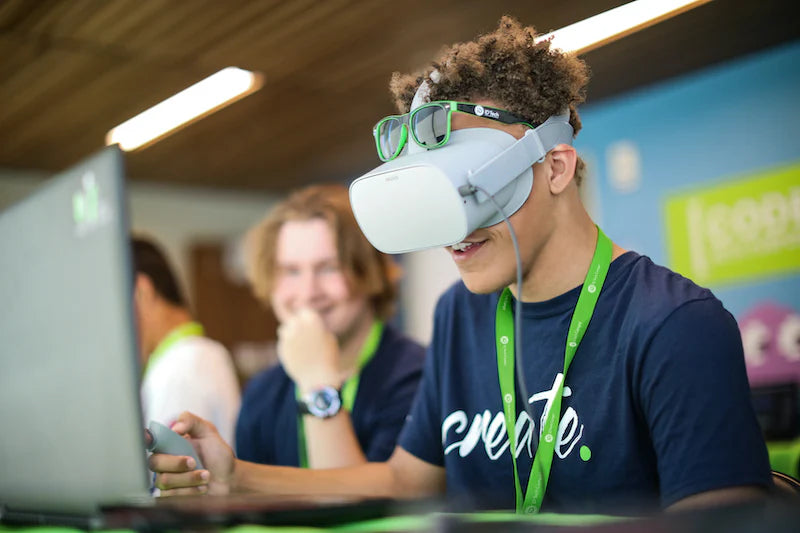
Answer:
[
  {"left": 411, "top": 104, "right": 449, "bottom": 148},
  {"left": 378, "top": 118, "right": 405, "bottom": 160}
]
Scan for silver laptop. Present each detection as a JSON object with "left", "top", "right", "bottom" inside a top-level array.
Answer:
[{"left": 0, "top": 147, "right": 152, "bottom": 528}]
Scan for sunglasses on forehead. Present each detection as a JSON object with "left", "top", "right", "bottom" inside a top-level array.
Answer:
[{"left": 373, "top": 101, "right": 536, "bottom": 162}]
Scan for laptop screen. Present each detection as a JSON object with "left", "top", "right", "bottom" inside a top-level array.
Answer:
[{"left": 0, "top": 147, "right": 151, "bottom": 519}]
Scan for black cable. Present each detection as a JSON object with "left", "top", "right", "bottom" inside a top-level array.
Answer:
[{"left": 469, "top": 185, "right": 537, "bottom": 443}]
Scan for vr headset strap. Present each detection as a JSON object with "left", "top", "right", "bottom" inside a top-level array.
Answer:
[{"left": 465, "top": 112, "right": 573, "bottom": 202}]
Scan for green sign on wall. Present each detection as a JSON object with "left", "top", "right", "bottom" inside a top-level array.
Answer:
[{"left": 665, "top": 162, "right": 800, "bottom": 286}]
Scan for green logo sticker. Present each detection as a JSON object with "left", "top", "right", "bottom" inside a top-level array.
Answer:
[
  {"left": 72, "top": 171, "right": 108, "bottom": 237},
  {"left": 664, "top": 162, "right": 800, "bottom": 286},
  {"left": 72, "top": 172, "right": 99, "bottom": 224}
]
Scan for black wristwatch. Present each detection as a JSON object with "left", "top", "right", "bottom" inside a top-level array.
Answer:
[{"left": 297, "top": 386, "right": 342, "bottom": 419}]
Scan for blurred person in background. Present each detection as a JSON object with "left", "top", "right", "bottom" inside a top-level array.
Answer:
[
  {"left": 133, "top": 236, "right": 241, "bottom": 446},
  {"left": 235, "top": 184, "right": 425, "bottom": 468}
]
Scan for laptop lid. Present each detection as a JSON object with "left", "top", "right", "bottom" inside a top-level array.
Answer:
[{"left": 0, "top": 147, "right": 151, "bottom": 524}]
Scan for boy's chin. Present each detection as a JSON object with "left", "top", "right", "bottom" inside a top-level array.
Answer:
[{"left": 460, "top": 273, "right": 507, "bottom": 295}]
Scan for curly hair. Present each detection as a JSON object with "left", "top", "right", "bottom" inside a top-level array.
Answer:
[
  {"left": 245, "top": 184, "right": 401, "bottom": 320},
  {"left": 389, "top": 16, "right": 590, "bottom": 184}
]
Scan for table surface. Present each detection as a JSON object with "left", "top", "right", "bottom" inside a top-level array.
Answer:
[
  {"left": 3, "top": 501, "right": 800, "bottom": 533},
  {"left": 2, "top": 440, "right": 798, "bottom": 533}
]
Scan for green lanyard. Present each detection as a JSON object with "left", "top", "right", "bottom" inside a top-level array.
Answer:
[
  {"left": 496, "top": 228, "right": 612, "bottom": 514},
  {"left": 142, "top": 321, "right": 204, "bottom": 378},
  {"left": 296, "top": 320, "right": 384, "bottom": 468}
]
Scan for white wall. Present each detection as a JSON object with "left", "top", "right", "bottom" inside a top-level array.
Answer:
[
  {"left": 125, "top": 181, "right": 278, "bottom": 294},
  {"left": 400, "top": 247, "right": 461, "bottom": 345}
]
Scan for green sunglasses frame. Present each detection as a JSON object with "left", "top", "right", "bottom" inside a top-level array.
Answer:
[{"left": 372, "top": 101, "right": 536, "bottom": 162}]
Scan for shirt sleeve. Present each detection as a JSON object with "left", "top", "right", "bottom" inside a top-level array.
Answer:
[
  {"left": 637, "top": 298, "right": 772, "bottom": 507},
  {"left": 182, "top": 344, "right": 241, "bottom": 447},
  {"left": 146, "top": 342, "right": 240, "bottom": 448},
  {"left": 143, "top": 355, "right": 204, "bottom": 429}
]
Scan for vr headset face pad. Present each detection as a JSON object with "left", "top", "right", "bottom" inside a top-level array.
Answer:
[{"left": 350, "top": 127, "right": 534, "bottom": 254}]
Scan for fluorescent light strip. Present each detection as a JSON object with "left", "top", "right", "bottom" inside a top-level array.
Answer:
[
  {"left": 536, "top": 0, "right": 712, "bottom": 55},
  {"left": 106, "top": 67, "right": 263, "bottom": 151},
  {"left": 108, "top": 2, "right": 705, "bottom": 150}
]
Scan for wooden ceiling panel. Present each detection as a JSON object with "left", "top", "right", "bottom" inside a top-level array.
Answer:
[
  {"left": 26, "top": 0, "right": 148, "bottom": 40},
  {"left": 197, "top": 0, "right": 329, "bottom": 71},
  {"left": 65, "top": 1, "right": 164, "bottom": 45},
  {"left": 0, "top": 33, "right": 44, "bottom": 108},
  {"left": 0, "top": 0, "right": 796, "bottom": 191}
]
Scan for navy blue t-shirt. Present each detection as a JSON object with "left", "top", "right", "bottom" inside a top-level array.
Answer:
[
  {"left": 236, "top": 323, "right": 425, "bottom": 466},
  {"left": 398, "top": 252, "right": 771, "bottom": 514}
]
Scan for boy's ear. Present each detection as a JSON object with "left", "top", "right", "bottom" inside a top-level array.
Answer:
[{"left": 545, "top": 144, "right": 578, "bottom": 195}]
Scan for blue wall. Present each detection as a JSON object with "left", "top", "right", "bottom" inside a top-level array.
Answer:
[{"left": 575, "top": 40, "right": 800, "bottom": 317}]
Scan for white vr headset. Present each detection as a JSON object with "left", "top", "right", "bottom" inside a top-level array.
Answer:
[{"left": 349, "top": 112, "right": 574, "bottom": 254}]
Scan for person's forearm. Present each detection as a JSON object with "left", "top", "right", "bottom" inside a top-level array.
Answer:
[
  {"left": 304, "top": 411, "right": 367, "bottom": 468},
  {"left": 232, "top": 459, "right": 400, "bottom": 498}
]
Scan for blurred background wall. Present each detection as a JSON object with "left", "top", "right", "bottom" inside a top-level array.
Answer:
[{"left": 575, "top": 40, "right": 800, "bottom": 378}]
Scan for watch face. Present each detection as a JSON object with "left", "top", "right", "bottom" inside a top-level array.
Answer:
[{"left": 306, "top": 386, "right": 342, "bottom": 418}]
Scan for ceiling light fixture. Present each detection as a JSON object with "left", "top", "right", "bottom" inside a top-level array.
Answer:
[
  {"left": 106, "top": 67, "right": 263, "bottom": 151},
  {"left": 537, "top": 0, "right": 712, "bottom": 55}
]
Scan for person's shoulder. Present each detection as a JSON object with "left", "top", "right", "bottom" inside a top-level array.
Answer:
[
  {"left": 613, "top": 251, "right": 716, "bottom": 305},
  {"left": 169, "top": 333, "right": 230, "bottom": 361},
  {"left": 610, "top": 252, "right": 726, "bottom": 326},
  {"left": 184, "top": 334, "right": 230, "bottom": 354},
  {"left": 170, "top": 335, "right": 239, "bottom": 377}
]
